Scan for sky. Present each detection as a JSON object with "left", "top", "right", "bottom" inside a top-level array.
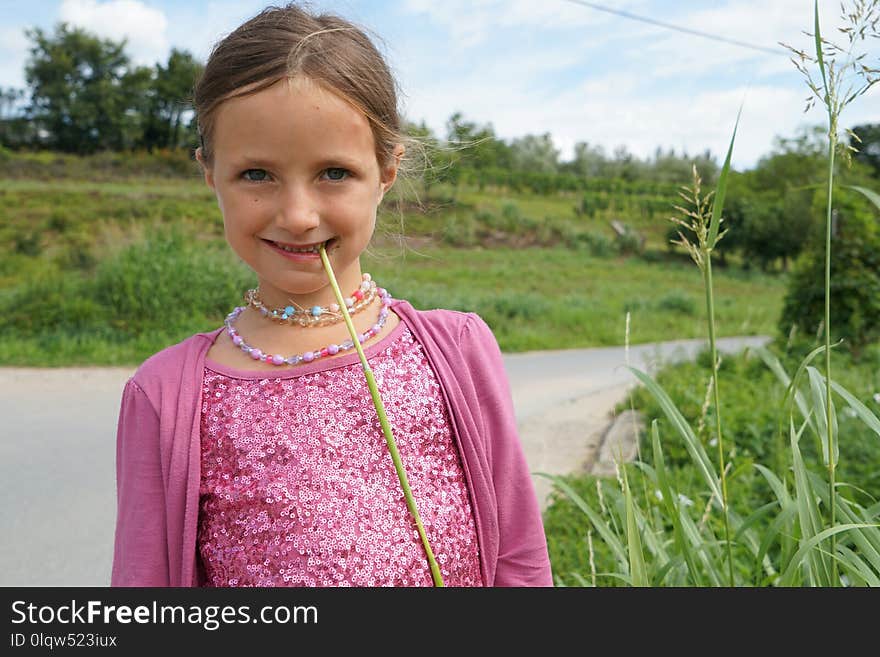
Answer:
[{"left": 0, "top": 0, "right": 877, "bottom": 169}]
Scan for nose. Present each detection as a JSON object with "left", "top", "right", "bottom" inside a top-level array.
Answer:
[{"left": 276, "top": 182, "right": 320, "bottom": 235}]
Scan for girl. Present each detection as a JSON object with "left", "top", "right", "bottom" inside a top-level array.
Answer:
[{"left": 111, "top": 2, "right": 552, "bottom": 587}]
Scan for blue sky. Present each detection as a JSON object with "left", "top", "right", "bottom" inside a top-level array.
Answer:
[{"left": 1, "top": 0, "right": 877, "bottom": 169}]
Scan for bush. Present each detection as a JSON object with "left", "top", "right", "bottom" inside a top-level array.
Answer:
[
  {"left": 93, "top": 226, "right": 252, "bottom": 332},
  {"left": 573, "top": 231, "right": 616, "bottom": 257},
  {"left": 441, "top": 212, "right": 477, "bottom": 246},
  {"left": 778, "top": 190, "right": 880, "bottom": 357},
  {"left": 656, "top": 292, "right": 697, "bottom": 315}
]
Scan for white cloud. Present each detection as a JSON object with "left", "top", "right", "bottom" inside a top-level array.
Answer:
[
  {"left": 59, "top": 0, "right": 169, "bottom": 66},
  {"left": 1, "top": 0, "right": 872, "bottom": 169},
  {"left": 0, "top": 26, "right": 31, "bottom": 90},
  {"left": 682, "top": 0, "right": 842, "bottom": 49},
  {"left": 404, "top": 58, "right": 868, "bottom": 171},
  {"left": 399, "top": 0, "right": 879, "bottom": 168},
  {"left": 403, "top": 0, "right": 653, "bottom": 48},
  {"left": 167, "top": 1, "right": 267, "bottom": 63},
  {"left": 635, "top": 0, "right": 849, "bottom": 80}
]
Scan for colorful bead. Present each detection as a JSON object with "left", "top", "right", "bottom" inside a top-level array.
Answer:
[
  {"left": 245, "top": 273, "right": 375, "bottom": 328},
  {"left": 222, "top": 287, "right": 394, "bottom": 368}
]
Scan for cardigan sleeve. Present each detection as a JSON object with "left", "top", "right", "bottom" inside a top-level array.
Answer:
[
  {"left": 111, "top": 378, "right": 170, "bottom": 586},
  {"left": 461, "top": 314, "right": 554, "bottom": 586}
]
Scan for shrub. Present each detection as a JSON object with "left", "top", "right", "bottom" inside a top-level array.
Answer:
[
  {"left": 778, "top": 190, "right": 880, "bottom": 357},
  {"left": 440, "top": 212, "right": 477, "bottom": 246},
  {"left": 93, "top": 226, "right": 251, "bottom": 332},
  {"left": 574, "top": 231, "right": 616, "bottom": 257},
  {"left": 656, "top": 292, "right": 697, "bottom": 315}
]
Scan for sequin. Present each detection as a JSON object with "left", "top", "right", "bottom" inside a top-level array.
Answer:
[{"left": 198, "top": 326, "right": 483, "bottom": 587}]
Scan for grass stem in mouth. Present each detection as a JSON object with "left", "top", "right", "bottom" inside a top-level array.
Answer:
[{"left": 318, "top": 242, "right": 445, "bottom": 587}]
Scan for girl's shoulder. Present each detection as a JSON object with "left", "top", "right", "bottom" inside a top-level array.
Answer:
[
  {"left": 392, "top": 298, "right": 489, "bottom": 340},
  {"left": 392, "top": 299, "right": 499, "bottom": 351},
  {"left": 128, "top": 327, "right": 223, "bottom": 398}
]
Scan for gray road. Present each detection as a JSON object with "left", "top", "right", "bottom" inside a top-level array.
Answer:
[{"left": 0, "top": 334, "right": 769, "bottom": 586}]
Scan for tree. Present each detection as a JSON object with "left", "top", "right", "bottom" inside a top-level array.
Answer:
[
  {"left": 778, "top": 189, "right": 880, "bottom": 358},
  {"left": 140, "top": 49, "right": 203, "bottom": 151},
  {"left": 563, "top": 141, "right": 608, "bottom": 177},
  {"left": 0, "top": 86, "right": 33, "bottom": 148},
  {"left": 726, "top": 128, "right": 826, "bottom": 270},
  {"left": 444, "top": 111, "right": 511, "bottom": 170},
  {"left": 24, "top": 23, "right": 152, "bottom": 153},
  {"left": 748, "top": 127, "right": 826, "bottom": 192},
  {"left": 0, "top": 87, "right": 24, "bottom": 122},
  {"left": 403, "top": 118, "right": 444, "bottom": 195},
  {"left": 737, "top": 191, "right": 812, "bottom": 271},
  {"left": 509, "top": 132, "right": 559, "bottom": 173},
  {"left": 606, "top": 144, "right": 645, "bottom": 181},
  {"left": 650, "top": 146, "right": 719, "bottom": 185},
  {"left": 849, "top": 123, "right": 880, "bottom": 177}
]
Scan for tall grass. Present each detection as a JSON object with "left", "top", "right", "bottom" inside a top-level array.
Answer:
[
  {"left": 782, "top": 0, "right": 880, "bottom": 583},
  {"left": 541, "top": 0, "right": 880, "bottom": 587}
]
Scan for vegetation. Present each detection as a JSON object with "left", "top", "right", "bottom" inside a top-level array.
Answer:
[
  {"left": 780, "top": 189, "right": 880, "bottom": 358},
  {"left": 0, "top": 175, "right": 787, "bottom": 363},
  {"left": 3, "top": 24, "right": 201, "bottom": 153},
  {"left": 542, "top": 0, "right": 880, "bottom": 587},
  {"left": 1, "top": 19, "right": 877, "bottom": 276}
]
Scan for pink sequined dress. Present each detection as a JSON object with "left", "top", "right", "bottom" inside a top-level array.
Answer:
[{"left": 198, "top": 319, "right": 483, "bottom": 587}]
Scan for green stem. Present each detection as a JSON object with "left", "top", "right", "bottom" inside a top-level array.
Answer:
[
  {"left": 703, "top": 254, "right": 735, "bottom": 587},
  {"left": 824, "top": 131, "right": 837, "bottom": 585},
  {"left": 318, "top": 245, "right": 445, "bottom": 587}
]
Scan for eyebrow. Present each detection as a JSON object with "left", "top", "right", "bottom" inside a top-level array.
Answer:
[{"left": 236, "top": 155, "right": 367, "bottom": 170}]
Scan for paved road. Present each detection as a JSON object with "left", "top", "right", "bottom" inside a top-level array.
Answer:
[{"left": 0, "top": 334, "right": 769, "bottom": 586}]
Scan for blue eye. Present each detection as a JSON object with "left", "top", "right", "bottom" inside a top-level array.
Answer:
[
  {"left": 242, "top": 169, "right": 269, "bottom": 182},
  {"left": 324, "top": 168, "right": 350, "bottom": 181}
]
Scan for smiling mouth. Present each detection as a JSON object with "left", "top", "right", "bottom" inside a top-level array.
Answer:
[{"left": 263, "top": 238, "right": 337, "bottom": 254}]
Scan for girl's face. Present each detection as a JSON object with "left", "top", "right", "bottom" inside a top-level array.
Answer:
[{"left": 197, "top": 76, "right": 400, "bottom": 308}]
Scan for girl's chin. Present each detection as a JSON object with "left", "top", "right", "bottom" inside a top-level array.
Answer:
[{"left": 258, "top": 275, "right": 342, "bottom": 303}]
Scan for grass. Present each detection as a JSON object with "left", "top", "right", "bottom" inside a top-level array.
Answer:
[
  {"left": 540, "top": 0, "right": 880, "bottom": 587},
  {"left": 0, "top": 171, "right": 787, "bottom": 366},
  {"left": 544, "top": 339, "right": 880, "bottom": 586},
  {"left": 366, "top": 244, "right": 784, "bottom": 351},
  {"left": 0, "top": 234, "right": 786, "bottom": 365}
]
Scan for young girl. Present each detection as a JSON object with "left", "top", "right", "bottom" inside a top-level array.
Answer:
[{"left": 111, "top": 2, "right": 552, "bottom": 587}]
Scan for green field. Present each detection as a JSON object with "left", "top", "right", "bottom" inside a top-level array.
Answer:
[{"left": 1, "top": 173, "right": 787, "bottom": 365}]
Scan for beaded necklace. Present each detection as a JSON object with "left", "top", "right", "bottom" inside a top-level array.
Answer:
[
  {"left": 224, "top": 287, "right": 393, "bottom": 367},
  {"left": 246, "top": 273, "right": 375, "bottom": 328}
]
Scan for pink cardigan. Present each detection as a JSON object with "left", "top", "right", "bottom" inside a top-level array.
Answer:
[{"left": 111, "top": 299, "right": 553, "bottom": 587}]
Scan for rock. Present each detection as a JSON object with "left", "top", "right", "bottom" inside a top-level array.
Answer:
[{"left": 589, "top": 409, "right": 644, "bottom": 477}]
